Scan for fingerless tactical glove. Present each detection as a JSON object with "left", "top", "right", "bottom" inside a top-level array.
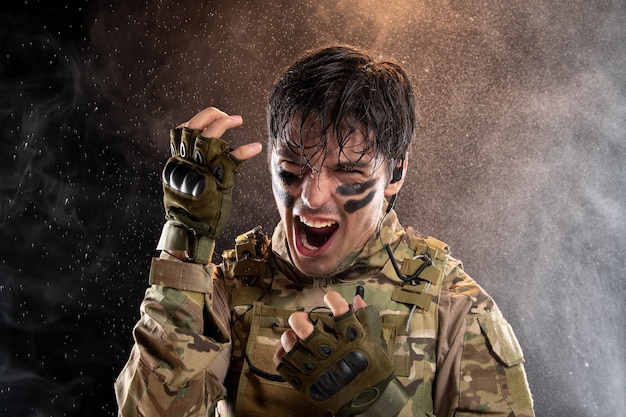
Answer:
[
  {"left": 157, "top": 127, "right": 242, "bottom": 264},
  {"left": 277, "top": 305, "right": 409, "bottom": 417}
]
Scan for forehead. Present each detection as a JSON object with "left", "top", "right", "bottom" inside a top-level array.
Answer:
[{"left": 273, "top": 124, "right": 379, "bottom": 168}]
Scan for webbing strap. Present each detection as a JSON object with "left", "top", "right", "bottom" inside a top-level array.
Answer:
[
  {"left": 391, "top": 236, "right": 448, "bottom": 312},
  {"left": 149, "top": 257, "right": 214, "bottom": 293}
]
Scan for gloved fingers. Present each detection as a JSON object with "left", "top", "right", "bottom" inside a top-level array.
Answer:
[
  {"left": 192, "top": 133, "right": 227, "bottom": 165},
  {"left": 169, "top": 127, "right": 203, "bottom": 157},
  {"left": 199, "top": 134, "right": 243, "bottom": 179},
  {"left": 183, "top": 127, "right": 201, "bottom": 159},
  {"left": 171, "top": 126, "right": 257, "bottom": 189},
  {"left": 301, "top": 323, "right": 340, "bottom": 360},
  {"left": 334, "top": 308, "right": 366, "bottom": 343},
  {"left": 210, "top": 152, "right": 241, "bottom": 188},
  {"left": 324, "top": 290, "right": 362, "bottom": 340},
  {"left": 281, "top": 327, "right": 337, "bottom": 369},
  {"left": 169, "top": 128, "right": 179, "bottom": 156},
  {"left": 280, "top": 340, "right": 317, "bottom": 374},
  {"left": 164, "top": 128, "right": 216, "bottom": 198},
  {"left": 354, "top": 306, "right": 385, "bottom": 347}
]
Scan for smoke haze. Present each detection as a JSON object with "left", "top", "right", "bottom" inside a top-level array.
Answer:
[{"left": 1, "top": 1, "right": 624, "bottom": 416}]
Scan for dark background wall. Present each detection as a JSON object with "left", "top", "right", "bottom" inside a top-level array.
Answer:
[{"left": 1, "top": 1, "right": 624, "bottom": 416}]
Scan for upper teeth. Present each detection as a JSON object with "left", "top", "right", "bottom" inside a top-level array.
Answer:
[{"left": 299, "top": 216, "right": 336, "bottom": 228}]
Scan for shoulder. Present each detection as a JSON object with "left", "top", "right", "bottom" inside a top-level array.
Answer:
[
  {"left": 440, "top": 254, "right": 497, "bottom": 315},
  {"left": 404, "top": 227, "right": 497, "bottom": 315}
]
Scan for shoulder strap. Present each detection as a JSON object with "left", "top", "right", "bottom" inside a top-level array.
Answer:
[{"left": 390, "top": 236, "right": 449, "bottom": 311}]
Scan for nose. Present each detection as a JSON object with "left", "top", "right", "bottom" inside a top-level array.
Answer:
[{"left": 301, "top": 171, "right": 332, "bottom": 209}]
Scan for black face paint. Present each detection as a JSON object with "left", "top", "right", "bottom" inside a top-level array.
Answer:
[
  {"left": 336, "top": 179, "right": 376, "bottom": 197},
  {"left": 344, "top": 190, "right": 377, "bottom": 213},
  {"left": 276, "top": 169, "right": 300, "bottom": 187},
  {"left": 271, "top": 158, "right": 300, "bottom": 209},
  {"left": 272, "top": 174, "right": 296, "bottom": 209},
  {"left": 337, "top": 179, "right": 377, "bottom": 213}
]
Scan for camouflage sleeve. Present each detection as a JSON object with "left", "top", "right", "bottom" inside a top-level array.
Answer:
[
  {"left": 114, "top": 253, "right": 232, "bottom": 417},
  {"left": 435, "top": 265, "right": 535, "bottom": 417}
]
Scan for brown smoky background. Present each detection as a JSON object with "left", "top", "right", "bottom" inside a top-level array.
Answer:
[{"left": 1, "top": 1, "right": 625, "bottom": 416}]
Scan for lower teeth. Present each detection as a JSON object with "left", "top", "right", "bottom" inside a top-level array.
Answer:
[{"left": 301, "top": 232, "right": 319, "bottom": 251}]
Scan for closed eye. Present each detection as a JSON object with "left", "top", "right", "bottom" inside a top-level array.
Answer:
[{"left": 277, "top": 169, "right": 301, "bottom": 186}]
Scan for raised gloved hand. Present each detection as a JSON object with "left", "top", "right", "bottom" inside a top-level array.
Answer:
[
  {"left": 156, "top": 108, "right": 262, "bottom": 264},
  {"left": 157, "top": 126, "right": 242, "bottom": 263},
  {"left": 277, "top": 292, "right": 409, "bottom": 417}
]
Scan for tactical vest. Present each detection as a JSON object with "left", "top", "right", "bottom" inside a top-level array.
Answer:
[{"left": 220, "top": 226, "right": 452, "bottom": 416}]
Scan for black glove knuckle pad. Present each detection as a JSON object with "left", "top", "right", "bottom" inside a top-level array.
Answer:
[
  {"left": 163, "top": 161, "right": 206, "bottom": 197},
  {"left": 309, "top": 351, "right": 368, "bottom": 401}
]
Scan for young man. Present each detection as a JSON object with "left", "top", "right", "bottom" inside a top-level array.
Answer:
[{"left": 115, "top": 45, "right": 535, "bottom": 416}]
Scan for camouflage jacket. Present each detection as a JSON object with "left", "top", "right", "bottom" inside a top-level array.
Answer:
[{"left": 115, "top": 209, "right": 534, "bottom": 417}]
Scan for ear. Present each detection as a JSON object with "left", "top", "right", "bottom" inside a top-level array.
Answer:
[{"left": 384, "top": 156, "right": 408, "bottom": 197}]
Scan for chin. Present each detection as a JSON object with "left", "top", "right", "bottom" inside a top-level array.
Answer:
[
  {"left": 287, "top": 244, "right": 336, "bottom": 277},
  {"left": 293, "top": 259, "right": 336, "bottom": 278}
]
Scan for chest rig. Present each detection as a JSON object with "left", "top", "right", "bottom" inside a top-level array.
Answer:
[{"left": 221, "top": 226, "right": 450, "bottom": 416}]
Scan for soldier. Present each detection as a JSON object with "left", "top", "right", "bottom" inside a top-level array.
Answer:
[{"left": 115, "top": 45, "right": 535, "bottom": 416}]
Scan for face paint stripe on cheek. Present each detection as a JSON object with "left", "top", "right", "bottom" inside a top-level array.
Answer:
[{"left": 343, "top": 190, "right": 376, "bottom": 213}]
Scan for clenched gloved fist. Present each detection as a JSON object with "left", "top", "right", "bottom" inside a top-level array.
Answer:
[
  {"left": 157, "top": 127, "right": 242, "bottom": 264},
  {"left": 277, "top": 305, "right": 408, "bottom": 417}
]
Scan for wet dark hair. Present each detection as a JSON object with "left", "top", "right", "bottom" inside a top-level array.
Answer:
[{"left": 267, "top": 44, "right": 416, "bottom": 176}]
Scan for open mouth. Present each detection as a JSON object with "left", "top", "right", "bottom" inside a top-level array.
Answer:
[{"left": 295, "top": 215, "right": 339, "bottom": 255}]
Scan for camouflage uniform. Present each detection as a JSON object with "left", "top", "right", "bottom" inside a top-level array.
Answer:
[{"left": 115, "top": 209, "right": 534, "bottom": 416}]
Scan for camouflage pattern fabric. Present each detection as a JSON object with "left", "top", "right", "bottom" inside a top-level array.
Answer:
[{"left": 115, "top": 208, "right": 535, "bottom": 416}]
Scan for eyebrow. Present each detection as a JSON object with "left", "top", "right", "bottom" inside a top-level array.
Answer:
[
  {"left": 275, "top": 148, "right": 375, "bottom": 169},
  {"left": 275, "top": 147, "right": 301, "bottom": 160},
  {"left": 337, "top": 158, "right": 373, "bottom": 169}
]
